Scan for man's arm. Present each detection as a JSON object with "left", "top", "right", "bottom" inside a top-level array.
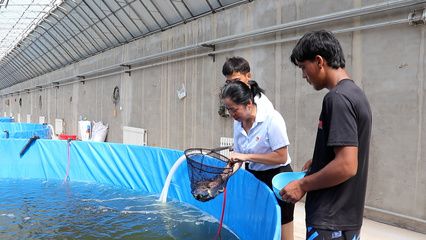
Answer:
[
  {"left": 300, "top": 146, "right": 357, "bottom": 191},
  {"left": 280, "top": 146, "right": 357, "bottom": 203}
]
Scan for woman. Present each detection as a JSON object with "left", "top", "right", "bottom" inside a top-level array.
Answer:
[{"left": 220, "top": 80, "right": 294, "bottom": 240}]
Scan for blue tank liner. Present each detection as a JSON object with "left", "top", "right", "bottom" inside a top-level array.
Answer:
[
  {"left": 0, "top": 139, "right": 281, "bottom": 239},
  {"left": 0, "top": 117, "right": 14, "bottom": 122},
  {"left": 0, "top": 123, "right": 50, "bottom": 139}
]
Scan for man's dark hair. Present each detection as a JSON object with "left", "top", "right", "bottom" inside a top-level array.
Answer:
[
  {"left": 222, "top": 56, "right": 251, "bottom": 76},
  {"left": 290, "top": 30, "right": 345, "bottom": 69}
]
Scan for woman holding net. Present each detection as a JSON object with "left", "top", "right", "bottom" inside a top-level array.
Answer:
[{"left": 220, "top": 80, "right": 295, "bottom": 240}]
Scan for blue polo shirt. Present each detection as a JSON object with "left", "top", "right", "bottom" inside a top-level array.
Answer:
[{"left": 233, "top": 99, "right": 291, "bottom": 171}]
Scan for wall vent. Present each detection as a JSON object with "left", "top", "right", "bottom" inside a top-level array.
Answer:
[{"left": 219, "top": 137, "right": 234, "bottom": 158}]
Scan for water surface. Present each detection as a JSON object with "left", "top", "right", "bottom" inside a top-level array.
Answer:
[{"left": 0, "top": 179, "right": 238, "bottom": 239}]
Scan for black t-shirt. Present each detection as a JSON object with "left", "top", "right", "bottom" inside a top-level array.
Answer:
[{"left": 306, "top": 79, "right": 372, "bottom": 230}]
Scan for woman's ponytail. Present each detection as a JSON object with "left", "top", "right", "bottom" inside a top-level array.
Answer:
[{"left": 248, "top": 80, "right": 265, "bottom": 99}]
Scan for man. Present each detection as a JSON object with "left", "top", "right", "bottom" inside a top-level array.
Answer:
[
  {"left": 222, "top": 56, "right": 273, "bottom": 112},
  {"left": 280, "top": 30, "right": 372, "bottom": 240}
]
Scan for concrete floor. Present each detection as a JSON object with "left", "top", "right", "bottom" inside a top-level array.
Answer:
[{"left": 293, "top": 203, "right": 426, "bottom": 240}]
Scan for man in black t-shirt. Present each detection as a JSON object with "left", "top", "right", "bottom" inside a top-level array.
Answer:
[{"left": 280, "top": 30, "right": 372, "bottom": 240}]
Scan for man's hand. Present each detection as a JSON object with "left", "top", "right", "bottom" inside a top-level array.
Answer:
[
  {"left": 279, "top": 180, "right": 306, "bottom": 204},
  {"left": 302, "top": 159, "right": 312, "bottom": 171}
]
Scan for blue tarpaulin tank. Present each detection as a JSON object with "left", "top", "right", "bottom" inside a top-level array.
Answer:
[
  {"left": 0, "top": 117, "right": 14, "bottom": 122},
  {"left": 0, "top": 139, "right": 281, "bottom": 239},
  {"left": 0, "top": 123, "right": 50, "bottom": 139}
]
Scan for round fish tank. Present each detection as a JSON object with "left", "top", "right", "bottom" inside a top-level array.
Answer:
[{"left": 0, "top": 139, "right": 281, "bottom": 239}]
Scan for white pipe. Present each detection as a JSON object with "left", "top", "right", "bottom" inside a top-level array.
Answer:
[
  {"left": 71, "top": 1, "right": 251, "bottom": 76},
  {"left": 108, "top": 0, "right": 424, "bottom": 72},
  {"left": 23, "top": 0, "right": 423, "bottom": 83},
  {"left": 0, "top": 13, "right": 416, "bottom": 96},
  {"left": 202, "top": 0, "right": 424, "bottom": 45},
  {"left": 158, "top": 154, "right": 186, "bottom": 203},
  {"left": 75, "top": 18, "right": 411, "bottom": 79}
]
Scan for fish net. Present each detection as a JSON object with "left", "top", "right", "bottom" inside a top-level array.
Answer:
[{"left": 185, "top": 148, "right": 238, "bottom": 202}]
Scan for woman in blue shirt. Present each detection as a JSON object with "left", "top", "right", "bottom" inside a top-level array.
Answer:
[{"left": 220, "top": 80, "right": 295, "bottom": 240}]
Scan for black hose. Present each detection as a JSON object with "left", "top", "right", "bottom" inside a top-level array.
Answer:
[{"left": 19, "top": 136, "right": 40, "bottom": 157}]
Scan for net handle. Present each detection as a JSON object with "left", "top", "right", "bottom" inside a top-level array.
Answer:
[
  {"left": 199, "top": 146, "right": 245, "bottom": 165},
  {"left": 184, "top": 146, "right": 234, "bottom": 162},
  {"left": 208, "top": 145, "right": 233, "bottom": 153},
  {"left": 184, "top": 146, "right": 242, "bottom": 173}
]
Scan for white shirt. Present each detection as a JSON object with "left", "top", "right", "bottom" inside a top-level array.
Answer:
[
  {"left": 254, "top": 93, "right": 274, "bottom": 113},
  {"left": 233, "top": 97, "right": 292, "bottom": 171}
]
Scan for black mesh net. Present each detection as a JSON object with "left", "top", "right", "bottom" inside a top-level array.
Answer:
[{"left": 185, "top": 148, "right": 237, "bottom": 202}]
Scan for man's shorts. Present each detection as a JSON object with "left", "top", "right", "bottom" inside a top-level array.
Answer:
[{"left": 306, "top": 226, "right": 361, "bottom": 240}]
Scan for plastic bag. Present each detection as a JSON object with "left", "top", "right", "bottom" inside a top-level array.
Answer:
[{"left": 91, "top": 121, "right": 108, "bottom": 142}]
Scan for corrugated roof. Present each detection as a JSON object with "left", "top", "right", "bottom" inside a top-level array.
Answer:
[{"left": 0, "top": 0, "right": 250, "bottom": 90}]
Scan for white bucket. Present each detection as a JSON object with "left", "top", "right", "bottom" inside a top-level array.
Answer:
[{"left": 78, "top": 120, "right": 91, "bottom": 141}]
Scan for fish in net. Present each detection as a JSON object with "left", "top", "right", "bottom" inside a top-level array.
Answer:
[{"left": 185, "top": 148, "right": 241, "bottom": 202}]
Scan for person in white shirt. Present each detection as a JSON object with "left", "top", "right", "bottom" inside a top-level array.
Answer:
[
  {"left": 222, "top": 56, "right": 274, "bottom": 112},
  {"left": 220, "top": 80, "right": 295, "bottom": 240}
]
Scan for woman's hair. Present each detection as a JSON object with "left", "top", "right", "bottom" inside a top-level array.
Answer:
[{"left": 220, "top": 80, "right": 265, "bottom": 105}]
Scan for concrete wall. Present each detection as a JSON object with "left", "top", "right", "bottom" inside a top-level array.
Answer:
[{"left": 1, "top": 0, "right": 425, "bottom": 234}]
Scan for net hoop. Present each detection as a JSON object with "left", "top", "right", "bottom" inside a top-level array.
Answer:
[
  {"left": 184, "top": 148, "right": 234, "bottom": 174},
  {"left": 184, "top": 147, "right": 236, "bottom": 202}
]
